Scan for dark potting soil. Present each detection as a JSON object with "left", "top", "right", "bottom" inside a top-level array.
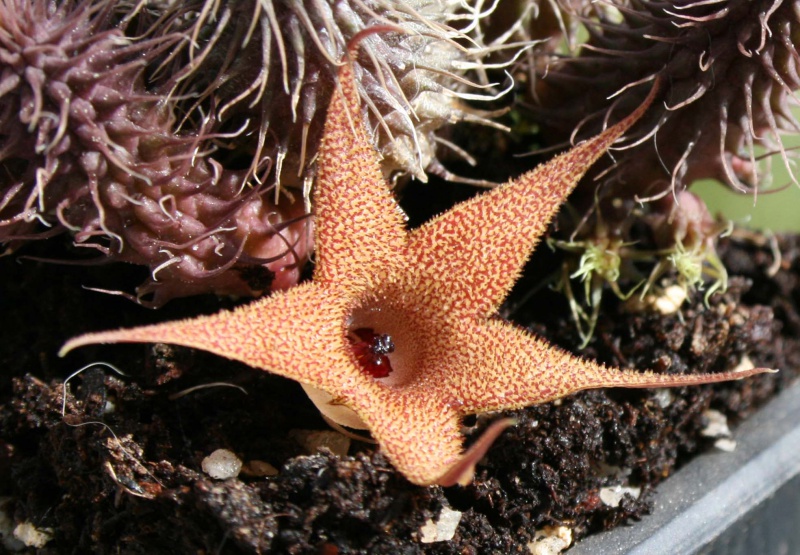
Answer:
[{"left": 1, "top": 229, "right": 799, "bottom": 554}]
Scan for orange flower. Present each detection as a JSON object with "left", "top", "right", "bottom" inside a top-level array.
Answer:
[{"left": 61, "top": 38, "right": 773, "bottom": 486}]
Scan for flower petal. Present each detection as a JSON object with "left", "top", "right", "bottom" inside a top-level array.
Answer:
[
  {"left": 354, "top": 386, "right": 465, "bottom": 486},
  {"left": 407, "top": 83, "right": 660, "bottom": 319},
  {"left": 313, "top": 52, "right": 408, "bottom": 290},
  {"left": 442, "top": 318, "right": 775, "bottom": 415},
  {"left": 61, "top": 283, "right": 358, "bottom": 391}
]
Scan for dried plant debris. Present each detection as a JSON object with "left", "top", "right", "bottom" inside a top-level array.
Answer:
[{"left": 2, "top": 232, "right": 799, "bottom": 553}]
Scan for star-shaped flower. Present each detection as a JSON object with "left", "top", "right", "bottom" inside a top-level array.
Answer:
[{"left": 61, "top": 38, "right": 773, "bottom": 486}]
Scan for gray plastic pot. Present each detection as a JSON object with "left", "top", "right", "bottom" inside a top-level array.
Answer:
[{"left": 570, "top": 379, "right": 800, "bottom": 554}]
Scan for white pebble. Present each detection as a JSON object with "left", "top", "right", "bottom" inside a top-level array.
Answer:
[
  {"left": 12, "top": 523, "right": 53, "bottom": 549},
  {"left": 653, "top": 285, "right": 687, "bottom": 315},
  {"left": 732, "top": 355, "right": 755, "bottom": 374},
  {"left": 420, "top": 507, "right": 462, "bottom": 543},
  {"left": 701, "top": 409, "right": 731, "bottom": 438},
  {"left": 625, "top": 285, "right": 687, "bottom": 315},
  {"left": 599, "top": 485, "right": 641, "bottom": 508},
  {"left": 651, "top": 388, "right": 674, "bottom": 409},
  {"left": 528, "top": 525, "right": 573, "bottom": 555},
  {"left": 714, "top": 438, "right": 737, "bottom": 452},
  {"left": 201, "top": 449, "right": 242, "bottom": 480}
]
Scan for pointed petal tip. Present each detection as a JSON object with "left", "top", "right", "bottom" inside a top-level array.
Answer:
[
  {"left": 59, "top": 326, "right": 164, "bottom": 358},
  {"left": 728, "top": 366, "right": 778, "bottom": 380},
  {"left": 597, "top": 360, "right": 778, "bottom": 390},
  {"left": 59, "top": 331, "right": 122, "bottom": 357},
  {"left": 436, "top": 417, "right": 516, "bottom": 487},
  {"left": 755, "top": 367, "right": 779, "bottom": 375}
]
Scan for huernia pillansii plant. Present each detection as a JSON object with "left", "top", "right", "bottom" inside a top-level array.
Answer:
[
  {"left": 515, "top": 0, "right": 800, "bottom": 337},
  {"left": 61, "top": 37, "right": 774, "bottom": 487},
  {"left": 530, "top": 0, "right": 800, "bottom": 198},
  {"left": 0, "top": 0, "right": 510, "bottom": 306}
]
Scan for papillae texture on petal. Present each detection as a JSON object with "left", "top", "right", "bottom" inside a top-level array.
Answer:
[
  {"left": 62, "top": 284, "right": 356, "bottom": 392},
  {"left": 313, "top": 55, "right": 407, "bottom": 290}
]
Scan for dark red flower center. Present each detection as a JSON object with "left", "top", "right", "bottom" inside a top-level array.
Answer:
[{"left": 349, "top": 327, "right": 395, "bottom": 378}]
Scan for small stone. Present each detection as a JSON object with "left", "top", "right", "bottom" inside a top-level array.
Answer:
[
  {"left": 528, "top": 525, "right": 572, "bottom": 555},
  {"left": 201, "top": 449, "right": 243, "bottom": 480},
  {"left": 653, "top": 285, "right": 688, "bottom": 314},
  {"left": 419, "top": 507, "right": 462, "bottom": 543},
  {"left": 12, "top": 522, "right": 53, "bottom": 549},
  {"left": 651, "top": 388, "right": 674, "bottom": 409},
  {"left": 732, "top": 355, "right": 755, "bottom": 374},
  {"left": 701, "top": 409, "right": 731, "bottom": 438},
  {"left": 714, "top": 438, "right": 737, "bottom": 452},
  {"left": 599, "top": 485, "right": 641, "bottom": 508},
  {"left": 625, "top": 285, "right": 687, "bottom": 315}
]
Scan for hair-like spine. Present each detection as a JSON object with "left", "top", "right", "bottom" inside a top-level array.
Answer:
[
  {"left": 0, "top": 0, "right": 509, "bottom": 305},
  {"left": 529, "top": 0, "right": 800, "bottom": 208},
  {"left": 509, "top": 0, "right": 800, "bottom": 341}
]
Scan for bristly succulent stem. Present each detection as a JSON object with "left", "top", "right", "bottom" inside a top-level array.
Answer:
[{"left": 0, "top": 0, "right": 520, "bottom": 304}]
